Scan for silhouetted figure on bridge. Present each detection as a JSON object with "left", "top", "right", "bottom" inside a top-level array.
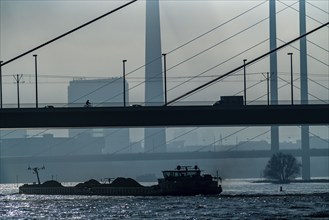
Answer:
[{"left": 84, "top": 100, "right": 91, "bottom": 107}]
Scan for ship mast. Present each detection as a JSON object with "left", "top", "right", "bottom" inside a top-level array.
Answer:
[{"left": 28, "top": 165, "right": 45, "bottom": 185}]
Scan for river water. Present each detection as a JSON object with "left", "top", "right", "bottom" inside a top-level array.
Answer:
[{"left": 1, "top": 179, "right": 328, "bottom": 219}]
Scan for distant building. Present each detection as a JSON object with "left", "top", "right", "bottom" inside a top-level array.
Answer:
[
  {"left": 67, "top": 78, "right": 130, "bottom": 154},
  {"left": 1, "top": 133, "right": 104, "bottom": 157},
  {"left": 68, "top": 78, "right": 127, "bottom": 107}
]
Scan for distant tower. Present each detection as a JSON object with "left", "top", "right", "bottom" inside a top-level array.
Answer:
[
  {"left": 144, "top": 0, "right": 166, "bottom": 152},
  {"left": 299, "top": 0, "right": 310, "bottom": 180},
  {"left": 269, "top": 0, "right": 279, "bottom": 152}
]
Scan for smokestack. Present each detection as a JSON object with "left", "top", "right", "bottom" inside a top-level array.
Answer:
[
  {"left": 144, "top": 0, "right": 166, "bottom": 152},
  {"left": 299, "top": 0, "right": 310, "bottom": 180}
]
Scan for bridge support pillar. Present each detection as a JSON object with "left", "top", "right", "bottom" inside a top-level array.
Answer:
[
  {"left": 301, "top": 126, "right": 311, "bottom": 180},
  {"left": 270, "top": 126, "right": 279, "bottom": 152}
]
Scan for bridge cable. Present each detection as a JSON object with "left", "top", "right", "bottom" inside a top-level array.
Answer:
[
  {"left": 0, "top": 0, "right": 138, "bottom": 67},
  {"left": 99, "top": 0, "right": 324, "bottom": 105},
  {"left": 308, "top": 78, "right": 329, "bottom": 91},
  {"left": 100, "top": 38, "right": 269, "bottom": 105},
  {"left": 278, "top": 37, "right": 329, "bottom": 67},
  {"left": 124, "top": 1, "right": 298, "bottom": 103},
  {"left": 307, "top": 1, "right": 329, "bottom": 15},
  {"left": 71, "top": 1, "right": 298, "bottom": 106},
  {"left": 64, "top": 0, "right": 298, "bottom": 105},
  {"left": 159, "top": 39, "right": 269, "bottom": 104},
  {"left": 226, "top": 129, "right": 271, "bottom": 152},
  {"left": 307, "top": 40, "right": 329, "bottom": 53},
  {"left": 98, "top": 22, "right": 272, "bottom": 104},
  {"left": 277, "top": 75, "right": 328, "bottom": 104},
  {"left": 297, "top": 126, "right": 329, "bottom": 145},
  {"left": 166, "top": 22, "right": 329, "bottom": 105},
  {"left": 165, "top": 0, "right": 268, "bottom": 55},
  {"left": 128, "top": 2, "right": 299, "bottom": 104},
  {"left": 278, "top": 0, "right": 329, "bottom": 25},
  {"left": 194, "top": 127, "right": 249, "bottom": 152}
]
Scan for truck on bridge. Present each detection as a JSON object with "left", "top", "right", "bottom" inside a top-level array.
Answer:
[{"left": 213, "top": 96, "right": 244, "bottom": 106}]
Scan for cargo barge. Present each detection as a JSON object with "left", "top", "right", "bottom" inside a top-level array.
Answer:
[{"left": 19, "top": 165, "right": 222, "bottom": 196}]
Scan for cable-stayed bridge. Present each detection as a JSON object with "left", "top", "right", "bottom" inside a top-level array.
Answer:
[
  {"left": 0, "top": 0, "right": 328, "bottom": 181},
  {"left": 1, "top": 21, "right": 328, "bottom": 128}
]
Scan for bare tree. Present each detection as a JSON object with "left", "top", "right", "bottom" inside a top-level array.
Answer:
[{"left": 263, "top": 152, "right": 301, "bottom": 183}]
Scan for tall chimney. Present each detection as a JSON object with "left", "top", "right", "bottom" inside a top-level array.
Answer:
[
  {"left": 299, "top": 0, "right": 310, "bottom": 180},
  {"left": 144, "top": 0, "right": 166, "bottom": 152}
]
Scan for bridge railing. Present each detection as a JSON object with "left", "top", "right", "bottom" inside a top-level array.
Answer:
[{"left": 0, "top": 100, "right": 328, "bottom": 108}]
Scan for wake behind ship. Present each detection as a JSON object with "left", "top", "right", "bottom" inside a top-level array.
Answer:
[{"left": 19, "top": 165, "right": 222, "bottom": 196}]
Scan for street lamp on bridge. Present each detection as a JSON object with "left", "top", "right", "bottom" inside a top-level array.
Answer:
[
  {"left": 243, "top": 59, "right": 247, "bottom": 105},
  {"left": 162, "top": 53, "right": 167, "bottom": 106},
  {"left": 287, "top": 52, "right": 294, "bottom": 105},
  {"left": 33, "top": 54, "right": 38, "bottom": 108},
  {"left": 122, "top": 59, "right": 127, "bottom": 107}
]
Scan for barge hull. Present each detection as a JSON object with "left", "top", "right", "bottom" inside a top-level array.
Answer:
[{"left": 19, "top": 186, "right": 161, "bottom": 196}]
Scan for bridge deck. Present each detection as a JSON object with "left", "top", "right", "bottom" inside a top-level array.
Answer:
[{"left": 0, "top": 104, "right": 328, "bottom": 128}]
